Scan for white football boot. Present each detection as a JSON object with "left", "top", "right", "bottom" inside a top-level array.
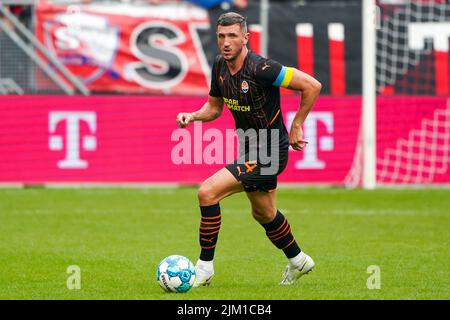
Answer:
[
  {"left": 193, "top": 259, "right": 214, "bottom": 288},
  {"left": 280, "top": 252, "right": 315, "bottom": 285}
]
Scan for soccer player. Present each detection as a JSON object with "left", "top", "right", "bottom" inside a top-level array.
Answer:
[{"left": 176, "top": 12, "right": 322, "bottom": 286}]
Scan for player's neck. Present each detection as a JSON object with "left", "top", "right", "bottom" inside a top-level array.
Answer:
[{"left": 226, "top": 47, "right": 248, "bottom": 76}]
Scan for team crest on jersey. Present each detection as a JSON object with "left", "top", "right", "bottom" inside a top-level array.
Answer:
[{"left": 241, "top": 80, "right": 249, "bottom": 93}]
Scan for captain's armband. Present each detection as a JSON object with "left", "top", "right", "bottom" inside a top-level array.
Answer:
[{"left": 272, "top": 66, "right": 294, "bottom": 88}]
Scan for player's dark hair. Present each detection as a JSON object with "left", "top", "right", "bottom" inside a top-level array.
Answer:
[{"left": 216, "top": 12, "right": 248, "bottom": 34}]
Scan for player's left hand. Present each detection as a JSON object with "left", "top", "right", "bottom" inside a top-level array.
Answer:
[
  {"left": 289, "top": 125, "right": 308, "bottom": 151},
  {"left": 176, "top": 112, "right": 194, "bottom": 128}
]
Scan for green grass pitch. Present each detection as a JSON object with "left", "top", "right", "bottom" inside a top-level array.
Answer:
[{"left": 0, "top": 187, "right": 448, "bottom": 300}]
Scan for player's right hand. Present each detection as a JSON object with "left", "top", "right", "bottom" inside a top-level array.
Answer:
[{"left": 176, "top": 113, "right": 194, "bottom": 128}]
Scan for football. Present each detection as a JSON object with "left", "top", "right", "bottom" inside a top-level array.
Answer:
[{"left": 156, "top": 255, "right": 196, "bottom": 293}]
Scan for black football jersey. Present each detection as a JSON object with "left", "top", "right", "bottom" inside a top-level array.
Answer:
[{"left": 209, "top": 50, "right": 290, "bottom": 152}]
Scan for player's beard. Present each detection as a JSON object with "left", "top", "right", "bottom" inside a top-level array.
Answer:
[{"left": 223, "top": 46, "right": 243, "bottom": 62}]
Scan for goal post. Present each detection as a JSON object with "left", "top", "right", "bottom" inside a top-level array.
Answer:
[{"left": 362, "top": 0, "right": 377, "bottom": 190}]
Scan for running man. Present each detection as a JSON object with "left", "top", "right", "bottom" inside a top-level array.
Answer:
[{"left": 176, "top": 12, "right": 322, "bottom": 286}]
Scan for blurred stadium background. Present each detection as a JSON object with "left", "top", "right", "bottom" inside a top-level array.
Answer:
[
  {"left": 0, "top": 0, "right": 449, "bottom": 300},
  {"left": 0, "top": 0, "right": 449, "bottom": 187}
]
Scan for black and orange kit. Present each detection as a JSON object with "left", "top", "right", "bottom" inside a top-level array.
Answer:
[
  {"left": 199, "top": 51, "right": 302, "bottom": 261},
  {"left": 210, "top": 51, "right": 295, "bottom": 192}
]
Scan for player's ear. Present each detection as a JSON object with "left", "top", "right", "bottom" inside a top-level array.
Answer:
[{"left": 243, "top": 32, "right": 249, "bottom": 45}]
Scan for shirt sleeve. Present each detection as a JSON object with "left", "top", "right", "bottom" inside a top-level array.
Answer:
[
  {"left": 209, "top": 58, "right": 222, "bottom": 98},
  {"left": 255, "top": 58, "right": 294, "bottom": 88}
]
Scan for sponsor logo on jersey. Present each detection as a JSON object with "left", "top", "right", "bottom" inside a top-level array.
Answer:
[{"left": 223, "top": 97, "right": 251, "bottom": 112}]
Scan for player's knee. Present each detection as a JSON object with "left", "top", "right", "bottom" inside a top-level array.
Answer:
[
  {"left": 197, "top": 183, "right": 219, "bottom": 206},
  {"left": 251, "top": 208, "right": 274, "bottom": 224}
]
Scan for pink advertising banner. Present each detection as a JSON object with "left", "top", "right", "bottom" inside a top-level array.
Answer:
[
  {"left": 376, "top": 97, "right": 450, "bottom": 184},
  {"left": 1, "top": 96, "right": 448, "bottom": 185}
]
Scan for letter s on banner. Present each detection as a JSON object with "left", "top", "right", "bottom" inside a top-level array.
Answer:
[{"left": 127, "top": 21, "right": 189, "bottom": 90}]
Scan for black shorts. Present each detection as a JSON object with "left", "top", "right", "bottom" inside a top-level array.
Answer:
[{"left": 225, "top": 150, "right": 288, "bottom": 193}]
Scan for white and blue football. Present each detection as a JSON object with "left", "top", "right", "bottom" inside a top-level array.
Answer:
[{"left": 156, "top": 255, "right": 196, "bottom": 293}]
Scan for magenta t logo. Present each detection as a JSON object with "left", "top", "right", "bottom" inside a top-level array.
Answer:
[
  {"left": 48, "top": 111, "right": 97, "bottom": 169},
  {"left": 286, "top": 111, "right": 334, "bottom": 169}
]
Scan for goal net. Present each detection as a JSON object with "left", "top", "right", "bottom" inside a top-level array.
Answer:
[
  {"left": 376, "top": 0, "right": 450, "bottom": 186},
  {"left": 376, "top": 0, "right": 449, "bottom": 96},
  {"left": 347, "top": 0, "right": 450, "bottom": 187}
]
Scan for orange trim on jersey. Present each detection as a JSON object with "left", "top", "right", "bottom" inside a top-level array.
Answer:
[{"left": 269, "top": 109, "right": 281, "bottom": 126}]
